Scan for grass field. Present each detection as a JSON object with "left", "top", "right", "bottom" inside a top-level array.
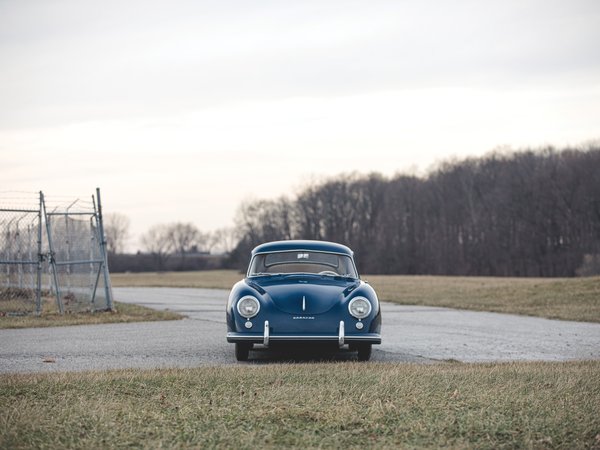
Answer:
[
  {"left": 0, "top": 298, "right": 182, "bottom": 330},
  {"left": 111, "top": 271, "right": 600, "bottom": 323},
  {"left": 3, "top": 274, "right": 597, "bottom": 448},
  {"left": 5, "top": 271, "right": 595, "bottom": 327},
  {"left": 111, "top": 270, "right": 242, "bottom": 289},
  {"left": 1, "top": 361, "right": 598, "bottom": 449},
  {"left": 367, "top": 274, "right": 600, "bottom": 323}
]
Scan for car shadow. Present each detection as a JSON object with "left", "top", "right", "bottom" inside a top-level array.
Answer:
[{"left": 244, "top": 342, "right": 362, "bottom": 363}]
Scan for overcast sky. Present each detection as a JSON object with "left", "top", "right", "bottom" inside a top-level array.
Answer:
[{"left": 1, "top": 0, "right": 599, "bottom": 250}]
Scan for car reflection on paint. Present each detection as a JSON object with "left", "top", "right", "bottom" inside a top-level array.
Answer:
[{"left": 226, "top": 240, "right": 382, "bottom": 361}]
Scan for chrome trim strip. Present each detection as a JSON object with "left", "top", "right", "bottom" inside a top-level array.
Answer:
[
  {"left": 266, "top": 335, "right": 379, "bottom": 342},
  {"left": 227, "top": 332, "right": 381, "bottom": 343},
  {"left": 338, "top": 320, "right": 345, "bottom": 347},
  {"left": 263, "top": 320, "right": 270, "bottom": 347}
]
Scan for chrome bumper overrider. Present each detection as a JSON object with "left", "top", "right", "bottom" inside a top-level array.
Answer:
[
  {"left": 264, "top": 320, "right": 269, "bottom": 346},
  {"left": 227, "top": 320, "right": 381, "bottom": 347}
]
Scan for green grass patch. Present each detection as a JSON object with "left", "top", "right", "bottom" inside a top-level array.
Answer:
[
  {"left": 0, "top": 299, "right": 182, "bottom": 329},
  {"left": 112, "top": 270, "right": 600, "bottom": 323},
  {"left": 1, "top": 362, "right": 598, "bottom": 449}
]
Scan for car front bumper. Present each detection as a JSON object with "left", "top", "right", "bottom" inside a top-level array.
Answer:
[{"left": 227, "top": 320, "right": 382, "bottom": 347}]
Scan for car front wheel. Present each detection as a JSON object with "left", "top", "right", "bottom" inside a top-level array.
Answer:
[
  {"left": 357, "top": 343, "right": 372, "bottom": 361},
  {"left": 235, "top": 342, "right": 251, "bottom": 361}
]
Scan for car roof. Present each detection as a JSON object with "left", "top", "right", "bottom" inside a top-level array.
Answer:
[{"left": 251, "top": 240, "right": 354, "bottom": 256}]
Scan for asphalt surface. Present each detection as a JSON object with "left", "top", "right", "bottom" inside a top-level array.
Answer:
[{"left": 1, "top": 287, "right": 599, "bottom": 373}]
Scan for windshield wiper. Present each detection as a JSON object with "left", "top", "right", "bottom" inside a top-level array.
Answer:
[{"left": 334, "top": 274, "right": 357, "bottom": 280}]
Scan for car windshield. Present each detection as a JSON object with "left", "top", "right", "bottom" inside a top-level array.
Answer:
[{"left": 248, "top": 251, "right": 359, "bottom": 279}]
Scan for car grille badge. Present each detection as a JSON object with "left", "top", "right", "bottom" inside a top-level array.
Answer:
[{"left": 302, "top": 295, "right": 306, "bottom": 312}]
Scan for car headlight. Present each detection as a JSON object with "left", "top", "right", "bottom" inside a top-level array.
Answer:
[
  {"left": 237, "top": 295, "right": 260, "bottom": 319},
  {"left": 348, "top": 296, "right": 372, "bottom": 319}
]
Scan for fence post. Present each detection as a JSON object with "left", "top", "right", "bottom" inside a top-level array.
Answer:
[
  {"left": 42, "top": 194, "right": 64, "bottom": 314},
  {"left": 35, "top": 191, "right": 43, "bottom": 314},
  {"left": 95, "top": 188, "right": 114, "bottom": 311}
]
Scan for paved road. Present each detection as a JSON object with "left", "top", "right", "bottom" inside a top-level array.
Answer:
[{"left": 1, "top": 287, "right": 599, "bottom": 373}]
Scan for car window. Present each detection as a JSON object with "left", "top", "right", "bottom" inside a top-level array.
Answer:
[{"left": 248, "top": 251, "right": 358, "bottom": 278}]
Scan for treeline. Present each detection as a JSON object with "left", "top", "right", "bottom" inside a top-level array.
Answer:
[
  {"left": 104, "top": 218, "right": 238, "bottom": 272},
  {"left": 230, "top": 146, "right": 600, "bottom": 277},
  {"left": 108, "top": 252, "right": 227, "bottom": 273}
]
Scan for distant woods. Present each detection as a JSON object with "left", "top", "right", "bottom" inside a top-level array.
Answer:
[
  {"left": 106, "top": 220, "right": 237, "bottom": 273},
  {"left": 230, "top": 146, "right": 600, "bottom": 277},
  {"left": 105, "top": 146, "right": 600, "bottom": 276}
]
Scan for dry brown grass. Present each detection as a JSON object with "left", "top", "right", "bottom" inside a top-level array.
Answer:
[
  {"left": 112, "top": 270, "right": 600, "bottom": 322},
  {"left": 1, "top": 361, "right": 598, "bottom": 449},
  {"left": 0, "top": 295, "right": 182, "bottom": 329},
  {"left": 111, "top": 270, "right": 242, "bottom": 289},
  {"left": 365, "top": 274, "right": 600, "bottom": 322}
]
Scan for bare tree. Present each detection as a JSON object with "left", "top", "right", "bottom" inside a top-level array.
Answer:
[
  {"left": 141, "top": 224, "right": 174, "bottom": 272},
  {"left": 234, "top": 197, "right": 294, "bottom": 245},
  {"left": 210, "top": 227, "right": 239, "bottom": 254},
  {"left": 104, "top": 213, "right": 130, "bottom": 254},
  {"left": 230, "top": 145, "right": 600, "bottom": 276},
  {"left": 167, "top": 222, "right": 201, "bottom": 267}
]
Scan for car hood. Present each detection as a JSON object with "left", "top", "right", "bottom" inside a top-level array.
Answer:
[{"left": 249, "top": 276, "right": 359, "bottom": 315}]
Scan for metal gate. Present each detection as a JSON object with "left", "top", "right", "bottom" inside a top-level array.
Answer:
[
  {"left": 0, "top": 193, "right": 43, "bottom": 315},
  {"left": 0, "top": 189, "right": 113, "bottom": 315}
]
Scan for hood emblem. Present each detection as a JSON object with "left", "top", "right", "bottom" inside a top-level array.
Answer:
[{"left": 302, "top": 295, "right": 306, "bottom": 312}]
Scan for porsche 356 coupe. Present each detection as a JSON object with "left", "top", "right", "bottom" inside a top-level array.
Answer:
[{"left": 226, "top": 240, "right": 381, "bottom": 361}]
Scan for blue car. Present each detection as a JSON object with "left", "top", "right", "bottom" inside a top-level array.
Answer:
[{"left": 226, "top": 240, "right": 382, "bottom": 361}]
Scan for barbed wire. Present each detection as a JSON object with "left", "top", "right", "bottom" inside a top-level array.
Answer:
[
  {"left": 0, "top": 192, "right": 97, "bottom": 214},
  {"left": 44, "top": 198, "right": 96, "bottom": 214},
  {"left": 0, "top": 191, "right": 40, "bottom": 210}
]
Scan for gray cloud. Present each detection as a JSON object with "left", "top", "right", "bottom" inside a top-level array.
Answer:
[{"left": 1, "top": 0, "right": 599, "bottom": 129}]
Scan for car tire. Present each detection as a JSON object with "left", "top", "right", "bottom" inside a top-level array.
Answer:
[
  {"left": 357, "top": 343, "right": 372, "bottom": 361},
  {"left": 235, "top": 343, "right": 251, "bottom": 361}
]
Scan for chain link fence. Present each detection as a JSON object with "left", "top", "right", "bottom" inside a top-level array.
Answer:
[
  {"left": 0, "top": 193, "right": 42, "bottom": 315},
  {"left": 0, "top": 190, "right": 113, "bottom": 315}
]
